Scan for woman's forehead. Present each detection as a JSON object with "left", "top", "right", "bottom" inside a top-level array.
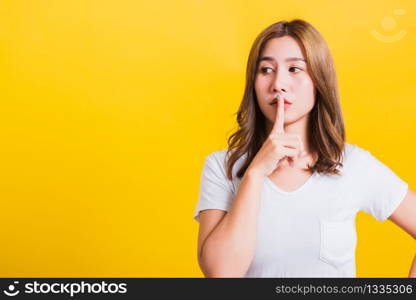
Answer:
[{"left": 261, "top": 37, "right": 305, "bottom": 62}]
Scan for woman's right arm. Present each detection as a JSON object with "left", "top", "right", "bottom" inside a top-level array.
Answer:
[
  {"left": 198, "top": 168, "right": 265, "bottom": 277},
  {"left": 198, "top": 95, "right": 304, "bottom": 277}
]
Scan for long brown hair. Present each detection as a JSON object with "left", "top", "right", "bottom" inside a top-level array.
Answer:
[{"left": 225, "top": 19, "right": 345, "bottom": 181}]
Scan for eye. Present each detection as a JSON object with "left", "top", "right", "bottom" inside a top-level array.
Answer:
[
  {"left": 260, "top": 67, "right": 273, "bottom": 74},
  {"left": 289, "top": 66, "right": 302, "bottom": 73}
]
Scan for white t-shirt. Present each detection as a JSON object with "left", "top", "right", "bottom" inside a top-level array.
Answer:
[{"left": 193, "top": 143, "right": 408, "bottom": 277}]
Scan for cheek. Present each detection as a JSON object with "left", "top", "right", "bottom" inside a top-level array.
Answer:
[
  {"left": 295, "top": 77, "right": 315, "bottom": 101},
  {"left": 254, "top": 77, "right": 266, "bottom": 92},
  {"left": 293, "top": 76, "right": 315, "bottom": 110},
  {"left": 254, "top": 78, "right": 269, "bottom": 106},
  {"left": 296, "top": 75, "right": 314, "bottom": 90}
]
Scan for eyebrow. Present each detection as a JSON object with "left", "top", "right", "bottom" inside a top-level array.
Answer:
[{"left": 258, "top": 56, "right": 307, "bottom": 63}]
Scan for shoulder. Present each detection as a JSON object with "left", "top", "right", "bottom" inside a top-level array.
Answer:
[
  {"left": 205, "top": 149, "right": 228, "bottom": 163},
  {"left": 342, "top": 143, "right": 372, "bottom": 163},
  {"left": 201, "top": 150, "right": 232, "bottom": 179},
  {"left": 331, "top": 143, "right": 373, "bottom": 175},
  {"left": 341, "top": 143, "right": 397, "bottom": 175},
  {"left": 203, "top": 149, "right": 246, "bottom": 191},
  {"left": 202, "top": 150, "right": 229, "bottom": 175},
  {"left": 205, "top": 149, "right": 246, "bottom": 170},
  {"left": 343, "top": 142, "right": 365, "bottom": 156}
]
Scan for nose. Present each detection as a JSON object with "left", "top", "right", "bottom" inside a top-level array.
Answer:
[{"left": 271, "top": 67, "right": 288, "bottom": 94}]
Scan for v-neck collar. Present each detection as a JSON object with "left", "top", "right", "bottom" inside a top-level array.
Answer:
[{"left": 265, "top": 171, "right": 318, "bottom": 196}]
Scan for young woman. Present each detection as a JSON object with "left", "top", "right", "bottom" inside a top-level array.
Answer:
[{"left": 193, "top": 19, "right": 416, "bottom": 278}]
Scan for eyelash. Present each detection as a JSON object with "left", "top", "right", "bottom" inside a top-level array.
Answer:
[{"left": 260, "top": 66, "right": 302, "bottom": 74}]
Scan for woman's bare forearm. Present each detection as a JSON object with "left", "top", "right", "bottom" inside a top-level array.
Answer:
[
  {"left": 200, "top": 169, "right": 264, "bottom": 277},
  {"left": 408, "top": 254, "right": 416, "bottom": 278}
]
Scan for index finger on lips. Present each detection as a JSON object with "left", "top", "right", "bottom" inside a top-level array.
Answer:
[{"left": 271, "top": 94, "right": 285, "bottom": 135}]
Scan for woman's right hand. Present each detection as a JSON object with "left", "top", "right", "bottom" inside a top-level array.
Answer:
[{"left": 247, "top": 94, "right": 307, "bottom": 178}]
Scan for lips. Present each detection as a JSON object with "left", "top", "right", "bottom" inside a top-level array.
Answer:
[{"left": 270, "top": 97, "right": 293, "bottom": 105}]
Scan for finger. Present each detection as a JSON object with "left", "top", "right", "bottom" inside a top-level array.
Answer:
[
  {"left": 288, "top": 134, "right": 306, "bottom": 157},
  {"left": 280, "top": 147, "right": 298, "bottom": 162},
  {"left": 276, "top": 95, "right": 285, "bottom": 133},
  {"left": 281, "top": 147, "right": 299, "bottom": 159},
  {"left": 271, "top": 94, "right": 285, "bottom": 135},
  {"left": 274, "top": 137, "right": 301, "bottom": 150}
]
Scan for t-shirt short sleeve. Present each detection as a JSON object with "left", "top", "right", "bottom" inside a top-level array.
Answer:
[
  {"left": 357, "top": 149, "right": 408, "bottom": 222},
  {"left": 193, "top": 151, "right": 235, "bottom": 223}
]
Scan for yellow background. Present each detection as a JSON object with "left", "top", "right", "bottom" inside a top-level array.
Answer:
[{"left": 0, "top": 0, "right": 415, "bottom": 277}]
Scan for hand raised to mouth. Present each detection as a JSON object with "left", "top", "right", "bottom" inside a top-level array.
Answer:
[{"left": 246, "top": 94, "right": 307, "bottom": 177}]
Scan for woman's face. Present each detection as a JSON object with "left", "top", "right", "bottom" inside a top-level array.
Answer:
[{"left": 254, "top": 36, "right": 316, "bottom": 132}]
